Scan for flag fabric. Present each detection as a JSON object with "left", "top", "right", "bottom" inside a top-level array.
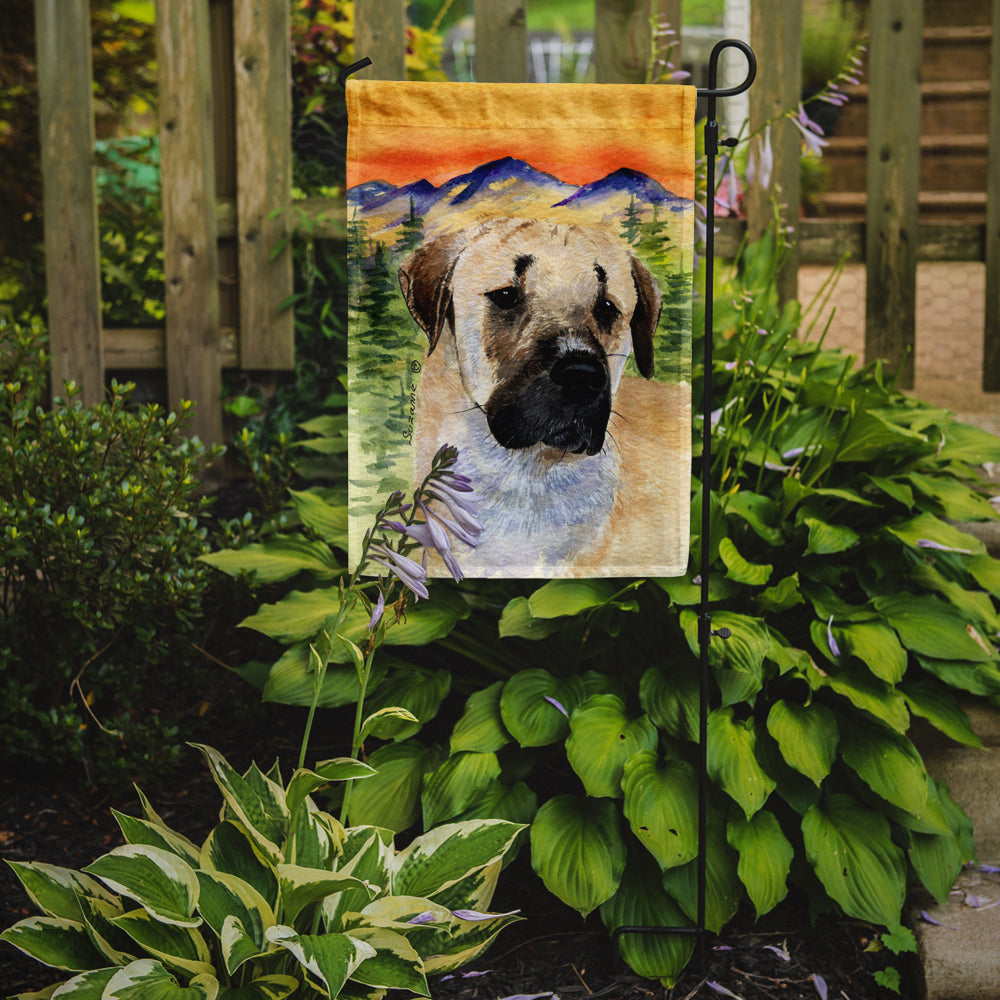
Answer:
[{"left": 346, "top": 80, "right": 695, "bottom": 578}]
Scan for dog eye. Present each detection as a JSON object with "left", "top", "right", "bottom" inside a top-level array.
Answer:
[
  {"left": 486, "top": 286, "right": 522, "bottom": 311},
  {"left": 594, "top": 296, "right": 620, "bottom": 325}
]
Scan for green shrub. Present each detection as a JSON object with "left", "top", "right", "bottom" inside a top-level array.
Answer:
[
  {"left": 0, "top": 317, "right": 220, "bottom": 783},
  {"left": 1, "top": 743, "right": 524, "bottom": 998}
]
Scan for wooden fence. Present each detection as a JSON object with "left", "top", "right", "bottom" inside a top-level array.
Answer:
[{"left": 33, "top": 0, "right": 1000, "bottom": 445}]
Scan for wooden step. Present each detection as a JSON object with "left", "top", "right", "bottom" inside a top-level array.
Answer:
[
  {"left": 813, "top": 190, "right": 987, "bottom": 222},
  {"left": 922, "top": 25, "right": 993, "bottom": 83},
  {"left": 922, "top": 0, "right": 992, "bottom": 28}
]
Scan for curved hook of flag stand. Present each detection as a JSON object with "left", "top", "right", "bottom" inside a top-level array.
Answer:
[
  {"left": 612, "top": 38, "right": 756, "bottom": 973},
  {"left": 339, "top": 38, "right": 758, "bottom": 976}
]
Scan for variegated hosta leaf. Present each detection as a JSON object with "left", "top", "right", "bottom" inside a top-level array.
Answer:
[
  {"left": 344, "top": 926, "right": 429, "bottom": 995},
  {"left": 361, "top": 667, "right": 452, "bottom": 741},
  {"left": 265, "top": 926, "right": 375, "bottom": 998},
  {"left": 0, "top": 916, "right": 107, "bottom": 971},
  {"left": 110, "top": 908, "right": 214, "bottom": 978},
  {"left": 83, "top": 846, "right": 200, "bottom": 928},
  {"left": 323, "top": 829, "right": 393, "bottom": 931},
  {"left": 112, "top": 810, "right": 202, "bottom": 868},
  {"left": 391, "top": 820, "right": 524, "bottom": 901},
  {"left": 285, "top": 760, "right": 375, "bottom": 823},
  {"left": 621, "top": 751, "right": 699, "bottom": 871},
  {"left": 421, "top": 751, "right": 501, "bottom": 829},
  {"left": 276, "top": 864, "right": 375, "bottom": 925},
  {"left": 195, "top": 871, "right": 274, "bottom": 974},
  {"left": 190, "top": 745, "right": 287, "bottom": 863},
  {"left": 599, "top": 853, "right": 694, "bottom": 987},
  {"left": 765, "top": 700, "right": 838, "bottom": 786},
  {"left": 200, "top": 822, "right": 278, "bottom": 910},
  {"left": 565, "top": 695, "right": 658, "bottom": 799},
  {"left": 46, "top": 965, "right": 118, "bottom": 997},
  {"left": 288, "top": 802, "right": 343, "bottom": 870},
  {"left": 450, "top": 681, "right": 511, "bottom": 754},
  {"left": 424, "top": 859, "right": 501, "bottom": 916},
  {"left": 102, "top": 958, "right": 218, "bottom": 999},
  {"left": 4, "top": 861, "right": 118, "bottom": 922},
  {"left": 77, "top": 894, "right": 136, "bottom": 966},
  {"left": 421, "top": 907, "right": 522, "bottom": 975},
  {"left": 529, "top": 795, "right": 626, "bottom": 917},
  {"left": 802, "top": 793, "right": 906, "bottom": 926},
  {"left": 214, "top": 974, "right": 300, "bottom": 999},
  {"left": 726, "top": 810, "right": 793, "bottom": 918},
  {"left": 706, "top": 707, "right": 776, "bottom": 819}
]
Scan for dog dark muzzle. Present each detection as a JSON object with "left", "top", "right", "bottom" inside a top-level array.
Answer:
[{"left": 486, "top": 350, "right": 611, "bottom": 456}]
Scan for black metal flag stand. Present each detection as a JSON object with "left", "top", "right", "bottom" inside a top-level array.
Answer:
[{"left": 340, "top": 37, "right": 758, "bottom": 975}]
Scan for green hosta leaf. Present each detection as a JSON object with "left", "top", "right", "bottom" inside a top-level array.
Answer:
[
  {"left": 393, "top": 820, "right": 524, "bottom": 901},
  {"left": 4, "top": 862, "right": 118, "bottom": 923},
  {"left": 755, "top": 573, "right": 804, "bottom": 614},
  {"left": 680, "top": 610, "right": 770, "bottom": 706},
  {"left": 901, "top": 680, "right": 982, "bottom": 748},
  {"left": 346, "top": 926, "right": 428, "bottom": 994},
  {"left": 835, "top": 410, "right": 927, "bottom": 463},
  {"left": 935, "top": 421, "right": 1000, "bottom": 464},
  {"left": 530, "top": 795, "right": 626, "bottom": 917},
  {"left": 216, "top": 975, "right": 299, "bottom": 1000},
  {"left": 277, "top": 865, "right": 374, "bottom": 925},
  {"left": 450, "top": 682, "right": 511, "bottom": 754},
  {"left": 802, "top": 517, "right": 859, "bottom": 556},
  {"left": 967, "top": 553, "right": 1000, "bottom": 597},
  {"left": 191, "top": 746, "right": 287, "bottom": 862},
  {"left": 111, "top": 908, "right": 214, "bottom": 978},
  {"left": 260, "top": 643, "right": 388, "bottom": 709},
  {"left": 103, "top": 959, "right": 218, "bottom": 1000},
  {"left": 453, "top": 779, "right": 538, "bottom": 827},
  {"left": 362, "top": 667, "right": 451, "bottom": 740},
  {"left": 347, "top": 740, "right": 442, "bottom": 832},
  {"left": 112, "top": 812, "right": 201, "bottom": 868},
  {"left": 765, "top": 700, "right": 838, "bottom": 786},
  {"left": 621, "top": 751, "right": 698, "bottom": 871},
  {"left": 808, "top": 660, "right": 910, "bottom": 732},
  {"left": 655, "top": 573, "right": 737, "bottom": 606},
  {"left": 839, "top": 718, "right": 929, "bottom": 817},
  {"left": 874, "top": 594, "right": 995, "bottom": 662},
  {"left": 0, "top": 916, "right": 107, "bottom": 971},
  {"left": 200, "top": 536, "right": 341, "bottom": 584},
  {"left": 727, "top": 811, "right": 793, "bottom": 917},
  {"left": 599, "top": 853, "right": 694, "bottom": 987},
  {"left": 359, "top": 706, "right": 421, "bottom": 742},
  {"left": 906, "top": 472, "right": 998, "bottom": 522},
  {"left": 909, "top": 798, "right": 967, "bottom": 906},
  {"left": 916, "top": 655, "right": 1000, "bottom": 697},
  {"left": 565, "top": 695, "right": 658, "bottom": 798},
  {"left": 802, "top": 793, "right": 906, "bottom": 926},
  {"left": 527, "top": 579, "right": 617, "bottom": 617},
  {"left": 421, "top": 751, "right": 502, "bottom": 828},
  {"left": 835, "top": 621, "right": 907, "bottom": 684},
  {"left": 661, "top": 810, "right": 741, "bottom": 933},
  {"left": 707, "top": 707, "right": 776, "bottom": 818},
  {"left": 724, "top": 490, "right": 784, "bottom": 545},
  {"left": 195, "top": 871, "right": 273, "bottom": 974},
  {"left": 910, "top": 562, "right": 1000, "bottom": 632},
  {"left": 83, "top": 846, "right": 200, "bottom": 928},
  {"left": 866, "top": 474, "right": 914, "bottom": 509},
  {"left": 497, "top": 596, "right": 564, "bottom": 639},
  {"left": 499, "top": 670, "right": 584, "bottom": 747},
  {"left": 200, "top": 822, "right": 278, "bottom": 910},
  {"left": 639, "top": 664, "right": 699, "bottom": 743},
  {"left": 288, "top": 488, "right": 349, "bottom": 547},
  {"left": 886, "top": 512, "right": 985, "bottom": 557},
  {"left": 718, "top": 537, "right": 772, "bottom": 586},
  {"left": 265, "top": 926, "right": 375, "bottom": 997}
]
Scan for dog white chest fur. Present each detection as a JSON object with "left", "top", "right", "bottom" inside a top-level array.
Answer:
[{"left": 399, "top": 217, "right": 688, "bottom": 577}]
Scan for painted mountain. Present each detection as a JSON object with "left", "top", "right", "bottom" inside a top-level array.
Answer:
[{"left": 349, "top": 157, "right": 693, "bottom": 243}]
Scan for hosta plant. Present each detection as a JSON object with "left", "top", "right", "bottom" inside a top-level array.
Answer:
[{"left": 1, "top": 744, "right": 523, "bottom": 999}]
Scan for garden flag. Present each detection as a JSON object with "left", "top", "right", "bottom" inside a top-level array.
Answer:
[{"left": 346, "top": 80, "right": 696, "bottom": 578}]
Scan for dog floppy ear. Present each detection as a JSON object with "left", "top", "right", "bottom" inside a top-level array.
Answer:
[
  {"left": 629, "top": 256, "right": 662, "bottom": 379},
  {"left": 398, "top": 234, "right": 465, "bottom": 354}
]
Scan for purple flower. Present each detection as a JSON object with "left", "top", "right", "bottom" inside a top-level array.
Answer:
[
  {"left": 451, "top": 908, "right": 520, "bottom": 921},
  {"left": 747, "top": 125, "right": 774, "bottom": 191},
  {"left": 812, "top": 974, "right": 828, "bottom": 1000},
  {"left": 367, "top": 590, "right": 385, "bottom": 631},
  {"left": 544, "top": 695, "right": 569, "bottom": 718},
  {"left": 791, "top": 104, "right": 828, "bottom": 156},
  {"left": 407, "top": 911, "right": 438, "bottom": 925},
  {"left": 706, "top": 983, "right": 742, "bottom": 999},
  {"left": 917, "top": 538, "right": 973, "bottom": 555},
  {"left": 369, "top": 543, "right": 429, "bottom": 600},
  {"left": 826, "top": 616, "right": 841, "bottom": 658}
]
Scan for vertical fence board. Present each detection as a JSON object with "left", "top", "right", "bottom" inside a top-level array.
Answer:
[
  {"left": 233, "top": 0, "right": 294, "bottom": 369},
  {"left": 157, "top": 0, "right": 223, "bottom": 444},
  {"left": 746, "top": 0, "right": 801, "bottom": 302},
  {"left": 594, "top": 0, "right": 652, "bottom": 84},
  {"left": 865, "top": 0, "right": 923, "bottom": 389},
  {"left": 474, "top": 0, "right": 526, "bottom": 82},
  {"left": 34, "top": 0, "right": 103, "bottom": 405},
  {"left": 983, "top": 0, "right": 1000, "bottom": 390},
  {"left": 355, "top": 0, "right": 406, "bottom": 81}
]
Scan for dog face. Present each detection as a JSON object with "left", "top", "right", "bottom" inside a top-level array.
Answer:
[{"left": 399, "top": 218, "right": 662, "bottom": 457}]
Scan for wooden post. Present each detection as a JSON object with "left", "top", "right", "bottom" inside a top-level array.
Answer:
[
  {"left": 233, "top": 0, "right": 294, "bottom": 369},
  {"left": 157, "top": 0, "right": 223, "bottom": 444},
  {"left": 474, "top": 0, "right": 526, "bottom": 83},
  {"left": 594, "top": 0, "right": 653, "bottom": 84},
  {"left": 983, "top": 0, "right": 1000, "bottom": 390},
  {"left": 746, "top": 0, "right": 801, "bottom": 304},
  {"left": 34, "top": 0, "right": 104, "bottom": 405},
  {"left": 864, "top": 0, "right": 923, "bottom": 390},
  {"left": 354, "top": 0, "right": 406, "bottom": 81}
]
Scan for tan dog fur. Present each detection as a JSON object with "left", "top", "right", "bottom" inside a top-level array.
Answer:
[{"left": 398, "top": 217, "right": 690, "bottom": 577}]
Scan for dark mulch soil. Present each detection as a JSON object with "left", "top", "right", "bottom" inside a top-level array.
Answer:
[{"left": 1, "top": 746, "right": 915, "bottom": 1000}]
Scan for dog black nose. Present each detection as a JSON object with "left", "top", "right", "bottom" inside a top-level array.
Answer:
[{"left": 550, "top": 354, "right": 607, "bottom": 397}]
